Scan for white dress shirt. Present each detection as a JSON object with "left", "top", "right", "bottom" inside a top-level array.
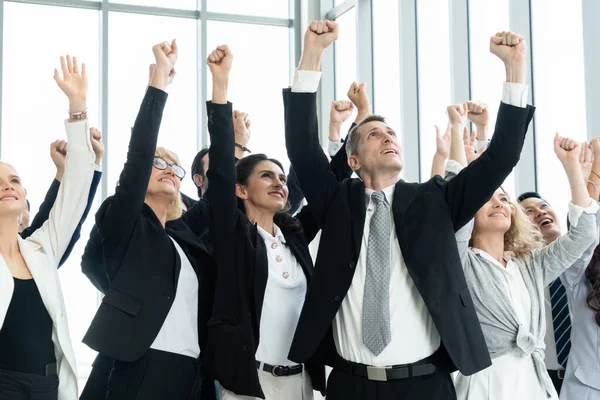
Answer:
[
  {"left": 150, "top": 237, "right": 200, "bottom": 358},
  {"left": 290, "top": 68, "right": 530, "bottom": 366},
  {"left": 255, "top": 224, "right": 307, "bottom": 366}
]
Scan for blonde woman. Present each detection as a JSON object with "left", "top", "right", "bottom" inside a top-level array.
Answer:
[
  {"left": 436, "top": 112, "right": 597, "bottom": 400},
  {"left": 0, "top": 55, "right": 99, "bottom": 400}
]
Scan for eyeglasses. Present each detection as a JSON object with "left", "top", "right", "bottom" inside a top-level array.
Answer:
[{"left": 153, "top": 156, "right": 186, "bottom": 179}]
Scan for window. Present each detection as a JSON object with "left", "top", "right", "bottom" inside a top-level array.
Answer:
[
  {"left": 1, "top": 1, "right": 101, "bottom": 384},
  {"left": 531, "top": 0, "right": 587, "bottom": 224},
  {"left": 334, "top": 8, "right": 357, "bottom": 137},
  {"left": 373, "top": 0, "right": 401, "bottom": 141},
  {"left": 468, "top": 0, "right": 515, "bottom": 196},
  {"left": 110, "top": 0, "right": 196, "bottom": 10},
  {"left": 108, "top": 12, "right": 198, "bottom": 198},
  {"left": 416, "top": 0, "right": 452, "bottom": 181},
  {"left": 206, "top": 21, "right": 291, "bottom": 169},
  {"left": 207, "top": 0, "right": 289, "bottom": 19}
]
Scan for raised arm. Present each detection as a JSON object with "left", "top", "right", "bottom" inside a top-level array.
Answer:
[
  {"left": 442, "top": 31, "right": 535, "bottom": 231},
  {"left": 531, "top": 135, "right": 597, "bottom": 285},
  {"left": 27, "top": 55, "right": 96, "bottom": 264},
  {"left": 588, "top": 138, "right": 600, "bottom": 201},
  {"left": 97, "top": 42, "right": 176, "bottom": 257},
  {"left": 81, "top": 223, "right": 109, "bottom": 294},
  {"left": 205, "top": 44, "right": 240, "bottom": 322},
  {"left": 285, "top": 20, "right": 340, "bottom": 227}
]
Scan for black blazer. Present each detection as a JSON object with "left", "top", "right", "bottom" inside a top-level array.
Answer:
[
  {"left": 82, "top": 87, "right": 216, "bottom": 365},
  {"left": 201, "top": 101, "right": 351, "bottom": 398},
  {"left": 21, "top": 170, "right": 101, "bottom": 266},
  {"left": 284, "top": 89, "right": 535, "bottom": 376}
]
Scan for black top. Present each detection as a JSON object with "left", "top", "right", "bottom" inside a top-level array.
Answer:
[
  {"left": 0, "top": 278, "right": 55, "bottom": 375},
  {"left": 284, "top": 89, "right": 536, "bottom": 376}
]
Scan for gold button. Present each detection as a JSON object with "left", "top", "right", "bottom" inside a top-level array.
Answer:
[
  {"left": 276, "top": 255, "right": 283, "bottom": 263},
  {"left": 271, "top": 242, "right": 278, "bottom": 249},
  {"left": 282, "top": 272, "right": 289, "bottom": 279}
]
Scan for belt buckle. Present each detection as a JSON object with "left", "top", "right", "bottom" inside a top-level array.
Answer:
[
  {"left": 366, "top": 366, "right": 387, "bottom": 382},
  {"left": 272, "top": 366, "right": 285, "bottom": 377},
  {"left": 557, "top": 369, "right": 565, "bottom": 380}
]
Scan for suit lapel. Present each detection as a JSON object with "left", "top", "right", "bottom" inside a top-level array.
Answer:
[
  {"left": 349, "top": 180, "right": 367, "bottom": 260},
  {"left": 0, "top": 255, "right": 14, "bottom": 330},
  {"left": 392, "top": 180, "right": 418, "bottom": 240},
  {"left": 253, "top": 227, "right": 268, "bottom": 325}
]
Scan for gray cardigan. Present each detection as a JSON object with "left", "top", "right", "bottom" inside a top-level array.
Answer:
[{"left": 447, "top": 161, "right": 598, "bottom": 397}]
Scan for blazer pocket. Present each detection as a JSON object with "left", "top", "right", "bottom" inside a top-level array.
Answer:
[
  {"left": 459, "top": 287, "right": 475, "bottom": 309},
  {"left": 574, "top": 365, "right": 600, "bottom": 390},
  {"left": 102, "top": 288, "right": 143, "bottom": 317}
]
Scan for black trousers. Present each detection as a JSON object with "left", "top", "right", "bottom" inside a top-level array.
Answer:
[
  {"left": 80, "top": 353, "right": 113, "bottom": 400},
  {"left": 327, "top": 349, "right": 457, "bottom": 400},
  {"left": 0, "top": 369, "right": 58, "bottom": 400},
  {"left": 105, "top": 349, "right": 202, "bottom": 400}
]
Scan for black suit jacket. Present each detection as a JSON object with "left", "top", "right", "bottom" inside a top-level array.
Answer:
[
  {"left": 284, "top": 89, "right": 535, "bottom": 376},
  {"left": 82, "top": 87, "right": 216, "bottom": 365},
  {"left": 21, "top": 170, "right": 101, "bottom": 266},
  {"left": 202, "top": 101, "right": 351, "bottom": 398}
]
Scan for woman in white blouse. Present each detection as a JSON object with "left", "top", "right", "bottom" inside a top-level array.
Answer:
[
  {"left": 436, "top": 117, "right": 597, "bottom": 400},
  {"left": 0, "top": 55, "right": 99, "bottom": 400}
]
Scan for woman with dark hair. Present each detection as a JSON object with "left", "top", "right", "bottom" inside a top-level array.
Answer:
[
  {"left": 557, "top": 138, "right": 600, "bottom": 400},
  {"left": 202, "top": 45, "right": 349, "bottom": 400}
]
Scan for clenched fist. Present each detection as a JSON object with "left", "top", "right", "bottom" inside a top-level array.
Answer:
[
  {"left": 446, "top": 103, "right": 468, "bottom": 127},
  {"left": 330, "top": 100, "right": 354, "bottom": 125},
  {"left": 490, "top": 31, "right": 526, "bottom": 64},
  {"left": 90, "top": 127, "right": 104, "bottom": 165},
  {"left": 233, "top": 110, "right": 251, "bottom": 147},
  {"left": 304, "top": 20, "right": 339, "bottom": 53},
  {"left": 50, "top": 140, "right": 68, "bottom": 180},
  {"left": 150, "top": 40, "right": 178, "bottom": 90},
  {"left": 466, "top": 101, "right": 488, "bottom": 127},
  {"left": 207, "top": 45, "right": 233, "bottom": 77},
  {"left": 554, "top": 134, "right": 582, "bottom": 169}
]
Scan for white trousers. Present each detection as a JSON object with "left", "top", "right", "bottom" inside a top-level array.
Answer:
[{"left": 219, "top": 363, "right": 314, "bottom": 400}]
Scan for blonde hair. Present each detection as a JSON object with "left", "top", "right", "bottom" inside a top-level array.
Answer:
[
  {"left": 155, "top": 146, "right": 183, "bottom": 221},
  {"left": 471, "top": 188, "right": 544, "bottom": 259}
]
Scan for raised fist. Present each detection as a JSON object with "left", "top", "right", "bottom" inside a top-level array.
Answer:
[
  {"left": 304, "top": 20, "right": 339, "bottom": 54},
  {"left": 90, "top": 127, "right": 104, "bottom": 164},
  {"left": 233, "top": 110, "right": 251, "bottom": 146},
  {"left": 490, "top": 31, "right": 526, "bottom": 64},
  {"left": 446, "top": 103, "right": 468, "bottom": 127},
  {"left": 347, "top": 82, "right": 370, "bottom": 113},
  {"left": 54, "top": 55, "right": 87, "bottom": 113},
  {"left": 149, "top": 63, "right": 175, "bottom": 88},
  {"left": 152, "top": 39, "right": 178, "bottom": 73},
  {"left": 207, "top": 45, "right": 233, "bottom": 77},
  {"left": 330, "top": 100, "right": 354, "bottom": 125},
  {"left": 50, "top": 140, "right": 68, "bottom": 173},
  {"left": 466, "top": 101, "right": 488, "bottom": 127},
  {"left": 554, "top": 133, "right": 582, "bottom": 167}
]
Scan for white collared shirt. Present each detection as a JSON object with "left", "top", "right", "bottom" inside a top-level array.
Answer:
[
  {"left": 150, "top": 237, "right": 200, "bottom": 358},
  {"left": 255, "top": 224, "right": 307, "bottom": 366}
]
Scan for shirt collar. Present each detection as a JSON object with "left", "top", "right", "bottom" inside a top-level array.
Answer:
[
  {"left": 256, "top": 223, "right": 286, "bottom": 244},
  {"left": 365, "top": 184, "right": 396, "bottom": 207},
  {"left": 471, "top": 248, "right": 517, "bottom": 272}
]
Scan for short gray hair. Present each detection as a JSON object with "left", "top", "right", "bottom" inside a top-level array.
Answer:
[{"left": 345, "top": 115, "right": 387, "bottom": 157}]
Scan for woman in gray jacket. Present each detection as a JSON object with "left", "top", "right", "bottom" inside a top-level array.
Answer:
[{"left": 436, "top": 120, "right": 597, "bottom": 400}]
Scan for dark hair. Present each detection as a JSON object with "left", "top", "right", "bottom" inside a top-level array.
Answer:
[
  {"left": 586, "top": 246, "right": 600, "bottom": 327},
  {"left": 25, "top": 199, "right": 30, "bottom": 212},
  {"left": 346, "top": 114, "right": 387, "bottom": 157},
  {"left": 236, "top": 154, "right": 301, "bottom": 233},
  {"left": 517, "top": 191, "right": 550, "bottom": 206},
  {"left": 191, "top": 147, "right": 209, "bottom": 197}
]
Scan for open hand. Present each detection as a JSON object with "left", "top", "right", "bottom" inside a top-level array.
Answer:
[{"left": 54, "top": 55, "right": 87, "bottom": 113}]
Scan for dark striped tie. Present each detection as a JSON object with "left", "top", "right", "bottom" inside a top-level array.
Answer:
[{"left": 549, "top": 278, "right": 571, "bottom": 367}]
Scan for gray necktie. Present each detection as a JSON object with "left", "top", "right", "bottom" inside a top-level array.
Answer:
[{"left": 363, "top": 191, "right": 391, "bottom": 356}]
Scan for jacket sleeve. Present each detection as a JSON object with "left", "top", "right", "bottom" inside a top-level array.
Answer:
[{"left": 20, "top": 179, "right": 60, "bottom": 240}]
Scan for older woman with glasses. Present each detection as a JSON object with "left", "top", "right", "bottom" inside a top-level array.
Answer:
[{"left": 81, "top": 41, "right": 216, "bottom": 400}]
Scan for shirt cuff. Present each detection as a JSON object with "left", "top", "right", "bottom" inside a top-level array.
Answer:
[
  {"left": 567, "top": 199, "right": 599, "bottom": 228},
  {"left": 94, "top": 164, "right": 103, "bottom": 172},
  {"left": 445, "top": 159, "right": 464, "bottom": 177},
  {"left": 327, "top": 140, "right": 343, "bottom": 157},
  {"left": 291, "top": 69, "right": 322, "bottom": 93},
  {"left": 501, "top": 82, "right": 529, "bottom": 108}
]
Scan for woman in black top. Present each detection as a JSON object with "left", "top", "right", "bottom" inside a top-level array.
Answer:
[
  {"left": 81, "top": 41, "right": 215, "bottom": 400},
  {"left": 0, "top": 55, "right": 100, "bottom": 400},
  {"left": 202, "top": 46, "right": 351, "bottom": 400}
]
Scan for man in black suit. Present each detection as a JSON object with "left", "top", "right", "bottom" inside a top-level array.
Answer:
[{"left": 285, "top": 21, "right": 535, "bottom": 400}]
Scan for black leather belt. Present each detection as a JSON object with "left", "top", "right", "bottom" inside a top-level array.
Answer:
[
  {"left": 255, "top": 361, "right": 303, "bottom": 377},
  {"left": 548, "top": 368, "right": 565, "bottom": 380},
  {"left": 335, "top": 356, "right": 436, "bottom": 382}
]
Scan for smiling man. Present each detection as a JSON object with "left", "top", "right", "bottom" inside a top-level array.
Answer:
[{"left": 517, "top": 192, "right": 570, "bottom": 395}]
